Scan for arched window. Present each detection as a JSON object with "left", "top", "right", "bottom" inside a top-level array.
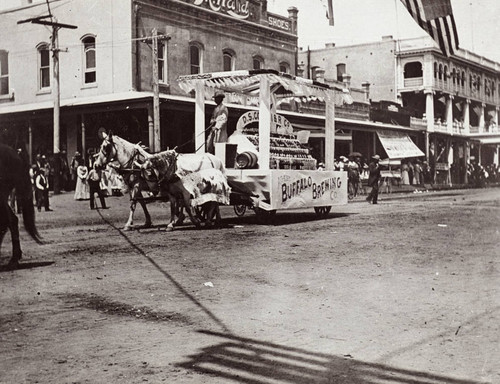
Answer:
[
  {"left": 82, "top": 35, "right": 96, "bottom": 84},
  {"left": 451, "top": 68, "right": 456, "bottom": 84},
  {"left": 223, "top": 49, "right": 235, "bottom": 72},
  {"left": 434, "top": 62, "right": 438, "bottom": 78},
  {"left": 337, "top": 63, "right": 346, "bottom": 81},
  {"left": 189, "top": 42, "right": 203, "bottom": 74},
  {"left": 461, "top": 71, "right": 465, "bottom": 87},
  {"left": 157, "top": 40, "right": 168, "bottom": 83},
  {"left": 279, "top": 61, "right": 290, "bottom": 74},
  {"left": 252, "top": 55, "right": 264, "bottom": 70},
  {"left": 403, "top": 62, "right": 423, "bottom": 78},
  {"left": 0, "top": 50, "right": 8, "bottom": 95},
  {"left": 37, "top": 43, "right": 50, "bottom": 90},
  {"left": 438, "top": 64, "right": 443, "bottom": 80},
  {"left": 444, "top": 65, "right": 448, "bottom": 82}
]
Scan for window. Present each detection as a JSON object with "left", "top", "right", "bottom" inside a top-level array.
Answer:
[
  {"left": 403, "top": 62, "right": 422, "bottom": 78},
  {"left": 337, "top": 63, "right": 346, "bottom": 81},
  {"left": 444, "top": 66, "right": 448, "bottom": 82},
  {"left": 38, "top": 44, "right": 50, "bottom": 90},
  {"left": 223, "top": 49, "right": 235, "bottom": 72},
  {"left": 189, "top": 43, "right": 203, "bottom": 74},
  {"left": 252, "top": 55, "right": 264, "bottom": 70},
  {"left": 82, "top": 36, "right": 96, "bottom": 84},
  {"left": 0, "top": 50, "right": 8, "bottom": 95},
  {"left": 438, "top": 64, "right": 443, "bottom": 80},
  {"left": 434, "top": 62, "right": 438, "bottom": 78},
  {"left": 279, "top": 61, "right": 290, "bottom": 74},
  {"left": 461, "top": 71, "right": 465, "bottom": 87},
  {"left": 158, "top": 41, "right": 167, "bottom": 83}
]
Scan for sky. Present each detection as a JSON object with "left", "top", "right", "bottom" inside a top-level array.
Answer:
[{"left": 267, "top": 0, "right": 500, "bottom": 63}]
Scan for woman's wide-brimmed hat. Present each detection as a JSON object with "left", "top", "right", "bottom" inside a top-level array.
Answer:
[{"left": 372, "top": 155, "right": 381, "bottom": 161}]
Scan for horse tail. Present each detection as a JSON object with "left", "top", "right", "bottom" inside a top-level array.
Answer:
[{"left": 16, "top": 147, "right": 43, "bottom": 244}]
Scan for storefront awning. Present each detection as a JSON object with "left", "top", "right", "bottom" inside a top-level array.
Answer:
[
  {"left": 377, "top": 131, "right": 425, "bottom": 159},
  {"left": 476, "top": 137, "right": 500, "bottom": 145}
]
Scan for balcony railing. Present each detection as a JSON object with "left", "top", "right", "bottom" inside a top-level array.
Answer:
[{"left": 403, "top": 77, "right": 423, "bottom": 87}]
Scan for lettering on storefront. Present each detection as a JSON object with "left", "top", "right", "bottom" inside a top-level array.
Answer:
[
  {"left": 281, "top": 176, "right": 342, "bottom": 203},
  {"left": 268, "top": 15, "right": 291, "bottom": 32},
  {"left": 191, "top": 0, "right": 250, "bottom": 19}
]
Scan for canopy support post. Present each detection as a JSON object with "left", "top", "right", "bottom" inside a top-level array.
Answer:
[
  {"left": 259, "top": 76, "right": 271, "bottom": 170},
  {"left": 195, "top": 82, "right": 206, "bottom": 154},
  {"left": 325, "top": 92, "right": 335, "bottom": 170}
]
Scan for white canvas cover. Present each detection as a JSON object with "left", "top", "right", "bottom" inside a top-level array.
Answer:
[{"left": 377, "top": 131, "right": 425, "bottom": 159}]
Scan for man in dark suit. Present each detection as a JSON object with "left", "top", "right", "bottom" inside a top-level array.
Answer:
[{"left": 366, "top": 155, "right": 381, "bottom": 204}]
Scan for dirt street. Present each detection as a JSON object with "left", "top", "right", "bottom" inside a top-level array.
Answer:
[{"left": 1, "top": 188, "right": 499, "bottom": 384}]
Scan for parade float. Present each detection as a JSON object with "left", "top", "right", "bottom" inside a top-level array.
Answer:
[{"left": 177, "top": 69, "right": 351, "bottom": 221}]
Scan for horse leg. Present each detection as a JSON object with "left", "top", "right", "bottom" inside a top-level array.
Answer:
[
  {"left": 138, "top": 200, "right": 152, "bottom": 228},
  {"left": 165, "top": 194, "right": 177, "bottom": 232},
  {"left": 4, "top": 203, "right": 22, "bottom": 268},
  {"left": 124, "top": 199, "right": 137, "bottom": 231},
  {"left": 214, "top": 203, "right": 222, "bottom": 228}
]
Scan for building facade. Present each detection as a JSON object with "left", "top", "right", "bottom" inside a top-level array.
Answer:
[
  {"left": 299, "top": 36, "right": 500, "bottom": 184},
  {"left": 0, "top": 0, "right": 298, "bottom": 164}
]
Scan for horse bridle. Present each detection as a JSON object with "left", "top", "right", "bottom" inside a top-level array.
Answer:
[{"left": 100, "top": 136, "right": 140, "bottom": 170}]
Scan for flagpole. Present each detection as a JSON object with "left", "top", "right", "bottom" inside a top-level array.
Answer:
[{"left": 393, "top": 0, "right": 401, "bottom": 54}]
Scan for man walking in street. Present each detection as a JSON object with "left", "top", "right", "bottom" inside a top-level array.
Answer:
[
  {"left": 88, "top": 163, "right": 108, "bottom": 210},
  {"left": 366, "top": 154, "right": 381, "bottom": 204}
]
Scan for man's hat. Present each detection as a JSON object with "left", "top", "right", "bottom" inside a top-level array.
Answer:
[
  {"left": 213, "top": 90, "right": 225, "bottom": 99},
  {"left": 372, "top": 155, "right": 380, "bottom": 161}
]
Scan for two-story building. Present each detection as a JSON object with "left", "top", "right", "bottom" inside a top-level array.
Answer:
[
  {"left": 0, "top": 0, "right": 298, "bottom": 163},
  {"left": 299, "top": 35, "right": 500, "bottom": 184}
]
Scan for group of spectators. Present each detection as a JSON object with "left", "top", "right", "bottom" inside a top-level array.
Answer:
[
  {"left": 467, "top": 162, "right": 500, "bottom": 188},
  {"left": 10, "top": 149, "right": 124, "bottom": 213}
]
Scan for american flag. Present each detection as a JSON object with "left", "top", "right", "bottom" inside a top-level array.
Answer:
[{"left": 400, "top": 0, "right": 459, "bottom": 57}]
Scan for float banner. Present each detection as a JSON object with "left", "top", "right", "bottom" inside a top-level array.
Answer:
[{"left": 270, "top": 170, "right": 347, "bottom": 210}]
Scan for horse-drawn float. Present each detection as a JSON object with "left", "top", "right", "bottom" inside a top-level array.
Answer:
[{"left": 177, "top": 69, "right": 351, "bottom": 222}]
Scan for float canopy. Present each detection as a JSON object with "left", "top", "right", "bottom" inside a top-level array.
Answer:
[{"left": 177, "top": 69, "right": 353, "bottom": 104}]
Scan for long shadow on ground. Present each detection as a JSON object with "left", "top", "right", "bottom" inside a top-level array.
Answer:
[{"left": 176, "top": 330, "right": 485, "bottom": 384}]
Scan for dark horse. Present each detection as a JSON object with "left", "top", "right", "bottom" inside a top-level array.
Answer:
[{"left": 0, "top": 144, "right": 42, "bottom": 268}]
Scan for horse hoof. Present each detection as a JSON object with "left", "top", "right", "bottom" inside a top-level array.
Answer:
[
  {"left": 123, "top": 226, "right": 133, "bottom": 231},
  {"left": 144, "top": 222, "right": 152, "bottom": 228},
  {"left": 165, "top": 226, "right": 174, "bottom": 232}
]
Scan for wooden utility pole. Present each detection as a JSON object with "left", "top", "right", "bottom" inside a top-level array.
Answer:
[
  {"left": 142, "top": 29, "right": 170, "bottom": 152},
  {"left": 18, "top": 15, "right": 77, "bottom": 194}
]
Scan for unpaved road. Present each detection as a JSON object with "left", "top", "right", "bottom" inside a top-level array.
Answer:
[{"left": 1, "top": 188, "right": 499, "bottom": 384}]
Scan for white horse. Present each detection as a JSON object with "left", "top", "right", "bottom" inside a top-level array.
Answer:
[
  {"left": 94, "top": 132, "right": 161, "bottom": 230},
  {"left": 94, "top": 132, "right": 228, "bottom": 231}
]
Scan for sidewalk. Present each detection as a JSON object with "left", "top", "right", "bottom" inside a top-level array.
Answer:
[{"left": 354, "top": 180, "right": 500, "bottom": 201}]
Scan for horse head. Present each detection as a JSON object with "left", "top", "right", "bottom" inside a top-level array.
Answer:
[{"left": 95, "top": 131, "right": 116, "bottom": 169}]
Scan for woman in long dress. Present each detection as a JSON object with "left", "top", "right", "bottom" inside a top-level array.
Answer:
[
  {"left": 74, "top": 164, "right": 90, "bottom": 200},
  {"left": 401, "top": 161, "right": 410, "bottom": 185}
]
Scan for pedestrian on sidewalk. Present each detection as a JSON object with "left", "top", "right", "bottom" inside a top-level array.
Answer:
[
  {"left": 366, "top": 155, "right": 381, "bottom": 204},
  {"left": 34, "top": 168, "right": 53, "bottom": 212},
  {"left": 74, "top": 162, "right": 90, "bottom": 200},
  {"left": 88, "top": 163, "right": 108, "bottom": 210}
]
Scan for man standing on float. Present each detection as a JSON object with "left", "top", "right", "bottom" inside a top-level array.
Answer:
[{"left": 206, "top": 90, "right": 228, "bottom": 154}]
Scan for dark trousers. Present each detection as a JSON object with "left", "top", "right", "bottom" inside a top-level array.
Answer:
[
  {"left": 366, "top": 183, "right": 379, "bottom": 204},
  {"left": 89, "top": 180, "right": 106, "bottom": 209},
  {"left": 36, "top": 189, "right": 50, "bottom": 211}
]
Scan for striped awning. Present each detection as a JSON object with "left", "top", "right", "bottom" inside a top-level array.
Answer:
[{"left": 177, "top": 69, "right": 353, "bottom": 106}]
